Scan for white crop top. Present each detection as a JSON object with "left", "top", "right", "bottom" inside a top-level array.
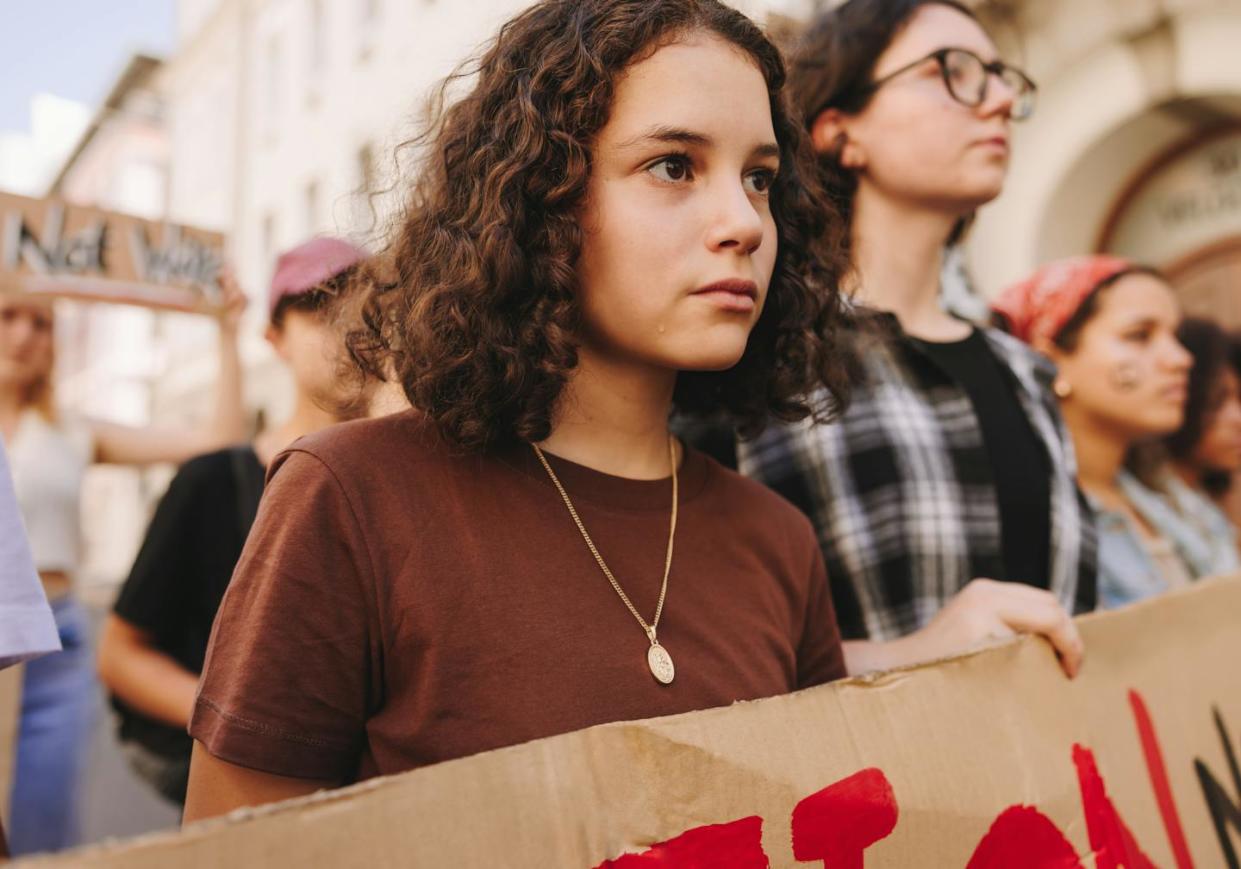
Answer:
[{"left": 5, "top": 410, "right": 93, "bottom": 574}]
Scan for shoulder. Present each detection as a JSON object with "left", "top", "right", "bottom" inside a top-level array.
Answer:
[
  {"left": 23, "top": 410, "right": 94, "bottom": 461},
  {"left": 144, "top": 449, "right": 244, "bottom": 517},
  {"left": 269, "top": 410, "right": 460, "bottom": 502},
  {"left": 280, "top": 410, "right": 438, "bottom": 470},
  {"left": 1117, "top": 471, "right": 1170, "bottom": 519},
  {"left": 699, "top": 451, "right": 818, "bottom": 548},
  {"left": 155, "top": 447, "right": 250, "bottom": 497},
  {"left": 980, "top": 326, "right": 1056, "bottom": 379},
  {"left": 176, "top": 447, "right": 243, "bottom": 481}
]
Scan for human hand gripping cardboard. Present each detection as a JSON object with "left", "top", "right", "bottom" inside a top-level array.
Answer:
[{"left": 843, "top": 579, "right": 1084, "bottom": 678}]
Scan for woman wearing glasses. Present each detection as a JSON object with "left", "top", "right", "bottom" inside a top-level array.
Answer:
[{"left": 740, "top": 0, "right": 1094, "bottom": 675}]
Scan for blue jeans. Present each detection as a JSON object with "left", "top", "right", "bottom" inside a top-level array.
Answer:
[{"left": 9, "top": 597, "right": 96, "bottom": 856}]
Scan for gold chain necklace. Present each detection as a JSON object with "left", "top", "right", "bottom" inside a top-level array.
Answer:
[{"left": 531, "top": 437, "right": 678, "bottom": 685}]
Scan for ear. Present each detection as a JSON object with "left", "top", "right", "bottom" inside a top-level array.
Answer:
[
  {"left": 810, "top": 108, "right": 866, "bottom": 169},
  {"left": 264, "top": 323, "right": 288, "bottom": 360}
]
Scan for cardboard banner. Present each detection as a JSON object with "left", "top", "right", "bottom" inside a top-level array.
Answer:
[
  {"left": 0, "top": 192, "right": 225, "bottom": 313},
  {"left": 25, "top": 576, "right": 1241, "bottom": 867},
  {"left": 0, "top": 664, "right": 21, "bottom": 829}
]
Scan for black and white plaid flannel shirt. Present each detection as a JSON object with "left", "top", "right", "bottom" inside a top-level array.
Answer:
[{"left": 738, "top": 313, "right": 1098, "bottom": 642}]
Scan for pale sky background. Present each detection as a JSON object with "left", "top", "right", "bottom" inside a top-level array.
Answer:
[{"left": 0, "top": 0, "right": 176, "bottom": 133}]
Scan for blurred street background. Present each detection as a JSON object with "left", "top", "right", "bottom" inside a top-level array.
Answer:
[{"left": 3, "top": 0, "right": 1241, "bottom": 848}]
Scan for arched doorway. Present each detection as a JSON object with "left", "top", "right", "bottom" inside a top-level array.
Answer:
[
  {"left": 1100, "top": 125, "right": 1241, "bottom": 329},
  {"left": 1165, "top": 237, "right": 1241, "bottom": 327}
]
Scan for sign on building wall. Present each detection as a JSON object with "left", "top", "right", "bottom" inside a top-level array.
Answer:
[
  {"left": 30, "top": 576, "right": 1241, "bottom": 868},
  {"left": 0, "top": 192, "right": 225, "bottom": 312},
  {"left": 1106, "top": 130, "right": 1241, "bottom": 265},
  {"left": 1105, "top": 129, "right": 1241, "bottom": 328}
]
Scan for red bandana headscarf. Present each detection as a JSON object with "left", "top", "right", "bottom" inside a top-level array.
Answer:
[{"left": 991, "top": 255, "right": 1137, "bottom": 346}]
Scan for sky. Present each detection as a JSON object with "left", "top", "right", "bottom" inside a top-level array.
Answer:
[{"left": 0, "top": 0, "right": 176, "bottom": 133}]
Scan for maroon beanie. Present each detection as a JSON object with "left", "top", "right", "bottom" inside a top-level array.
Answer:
[{"left": 267, "top": 237, "right": 366, "bottom": 318}]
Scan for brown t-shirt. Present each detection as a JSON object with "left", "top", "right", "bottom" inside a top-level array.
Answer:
[{"left": 190, "top": 410, "right": 844, "bottom": 783}]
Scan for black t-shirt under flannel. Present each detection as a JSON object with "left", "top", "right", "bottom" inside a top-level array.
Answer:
[
  {"left": 911, "top": 329, "right": 1052, "bottom": 590},
  {"left": 111, "top": 446, "right": 264, "bottom": 758},
  {"left": 738, "top": 312, "right": 1097, "bottom": 642}
]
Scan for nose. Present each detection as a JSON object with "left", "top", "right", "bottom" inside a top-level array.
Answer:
[
  {"left": 981, "top": 73, "right": 1016, "bottom": 119},
  {"left": 1165, "top": 336, "right": 1194, "bottom": 373},
  {"left": 1223, "top": 397, "right": 1241, "bottom": 426},
  {"left": 705, "top": 178, "right": 765, "bottom": 255}
]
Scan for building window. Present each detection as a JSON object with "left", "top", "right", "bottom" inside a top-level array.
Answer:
[
  {"left": 305, "top": 180, "right": 320, "bottom": 236},
  {"left": 358, "top": 143, "right": 375, "bottom": 194},
  {"left": 353, "top": 143, "right": 376, "bottom": 230},
  {"left": 262, "top": 212, "right": 278, "bottom": 262},
  {"left": 307, "top": 0, "right": 325, "bottom": 106},
  {"left": 265, "top": 36, "right": 283, "bottom": 126},
  {"left": 358, "top": 0, "right": 380, "bottom": 60}
]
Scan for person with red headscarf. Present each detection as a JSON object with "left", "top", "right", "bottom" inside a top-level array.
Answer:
[{"left": 991, "top": 255, "right": 1228, "bottom": 607}]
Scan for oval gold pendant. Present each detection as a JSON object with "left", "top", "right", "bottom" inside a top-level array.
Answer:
[{"left": 647, "top": 642, "right": 675, "bottom": 685}]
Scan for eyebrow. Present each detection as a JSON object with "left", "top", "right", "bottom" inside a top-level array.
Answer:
[
  {"left": 615, "top": 125, "right": 780, "bottom": 160},
  {"left": 617, "top": 125, "right": 711, "bottom": 149}
]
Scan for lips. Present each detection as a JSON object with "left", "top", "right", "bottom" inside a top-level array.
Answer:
[
  {"left": 692, "top": 279, "right": 758, "bottom": 300},
  {"left": 1161, "top": 381, "right": 1189, "bottom": 403},
  {"left": 691, "top": 279, "right": 759, "bottom": 314}
]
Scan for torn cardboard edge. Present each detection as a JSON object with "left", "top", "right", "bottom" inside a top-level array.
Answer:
[
  {"left": 22, "top": 575, "right": 1241, "bottom": 867},
  {"left": 0, "top": 274, "right": 213, "bottom": 314}
]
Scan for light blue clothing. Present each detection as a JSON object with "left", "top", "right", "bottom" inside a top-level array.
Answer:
[
  {"left": 1126, "top": 474, "right": 1241, "bottom": 578},
  {"left": 9, "top": 596, "right": 96, "bottom": 856},
  {"left": 0, "top": 439, "right": 59, "bottom": 668},
  {"left": 1096, "top": 505, "right": 1172, "bottom": 610},
  {"left": 1096, "top": 472, "right": 1241, "bottom": 610}
]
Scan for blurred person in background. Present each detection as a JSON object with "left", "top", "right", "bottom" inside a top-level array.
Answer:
[
  {"left": 1216, "top": 332, "right": 1241, "bottom": 531},
  {"left": 739, "top": 0, "right": 1091, "bottom": 677},
  {"left": 97, "top": 238, "right": 368, "bottom": 806},
  {"left": 1149, "top": 317, "right": 1241, "bottom": 573},
  {"left": 992, "top": 255, "right": 1206, "bottom": 609},
  {"left": 0, "top": 281, "right": 245, "bottom": 855}
]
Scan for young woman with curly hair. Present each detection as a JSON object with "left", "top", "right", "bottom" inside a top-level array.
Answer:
[
  {"left": 184, "top": 0, "right": 853, "bottom": 820},
  {"left": 739, "top": 0, "right": 1091, "bottom": 677}
]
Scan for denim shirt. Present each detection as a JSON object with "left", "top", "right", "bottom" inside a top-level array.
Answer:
[
  {"left": 1127, "top": 474, "right": 1241, "bottom": 576},
  {"left": 1096, "top": 472, "right": 1241, "bottom": 609}
]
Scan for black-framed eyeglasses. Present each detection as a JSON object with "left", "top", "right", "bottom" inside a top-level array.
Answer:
[{"left": 863, "top": 47, "right": 1037, "bottom": 121}]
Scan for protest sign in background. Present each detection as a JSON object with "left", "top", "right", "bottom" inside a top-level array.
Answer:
[
  {"left": 23, "top": 576, "right": 1241, "bottom": 868},
  {"left": 0, "top": 192, "right": 224, "bottom": 313}
]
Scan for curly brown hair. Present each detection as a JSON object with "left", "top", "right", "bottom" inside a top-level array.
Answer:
[{"left": 349, "top": 0, "right": 850, "bottom": 451}]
